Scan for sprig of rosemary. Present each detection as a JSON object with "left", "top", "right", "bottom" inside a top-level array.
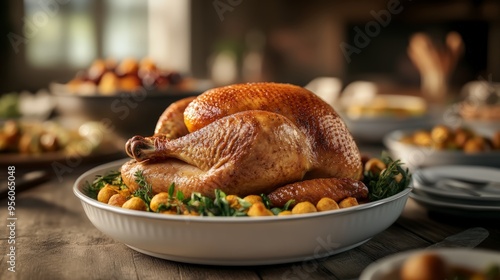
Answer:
[
  {"left": 364, "top": 152, "right": 411, "bottom": 201},
  {"left": 133, "top": 170, "right": 154, "bottom": 211}
]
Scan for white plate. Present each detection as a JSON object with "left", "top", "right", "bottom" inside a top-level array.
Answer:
[
  {"left": 410, "top": 191, "right": 500, "bottom": 211},
  {"left": 412, "top": 166, "right": 500, "bottom": 202},
  {"left": 360, "top": 248, "right": 500, "bottom": 280},
  {"left": 73, "top": 159, "right": 412, "bottom": 266},
  {"left": 384, "top": 129, "right": 500, "bottom": 170},
  {"left": 409, "top": 191, "right": 500, "bottom": 219}
]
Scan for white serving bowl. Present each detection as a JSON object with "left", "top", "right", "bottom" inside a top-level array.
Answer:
[
  {"left": 74, "top": 159, "right": 412, "bottom": 266},
  {"left": 384, "top": 129, "right": 500, "bottom": 170},
  {"left": 50, "top": 81, "right": 212, "bottom": 139},
  {"left": 360, "top": 248, "right": 500, "bottom": 280}
]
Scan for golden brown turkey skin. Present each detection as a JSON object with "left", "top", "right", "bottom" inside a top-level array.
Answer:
[
  {"left": 267, "top": 178, "right": 369, "bottom": 208},
  {"left": 123, "top": 110, "right": 313, "bottom": 197},
  {"left": 153, "top": 96, "right": 196, "bottom": 139},
  {"left": 183, "top": 82, "right": 362, "bottom": 180}
]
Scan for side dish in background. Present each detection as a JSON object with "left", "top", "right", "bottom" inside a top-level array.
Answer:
[
  {"left": 361, "top": 249, "right": 500, "bottom": 280},
  {"left": 62, "top": 57, "right": 191, "bottom": 95},
  {"left": 338, "top": 81, "right": 434, "bottom": 143},
  {"left": 0, "top": 120, "right": 115, "bottom": 157},
  {"left": 343, "top": 94, "right": 427, "bottom": 119},
  {"left": 399, "top": 124, "right": 500, "bottom": 153},
  {"left": 0, "top": 93, "right": 21, "bottom": 119},
  {"left": 400, "top": 252, "right": 499, "bottom": 280},
  {"left": 340, "top": 81, "right": 428, "bottom": 119},
  {"left": 0, "top": 90, "right": 55, "bottom": 120}
]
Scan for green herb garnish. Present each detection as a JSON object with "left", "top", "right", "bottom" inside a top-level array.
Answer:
[
  {"left": 83, "top": 170, "right": 123, "bottom": 199},
  {"left": 364, "top": 152, "right": 411, "bottom": 201},
  {"left": 133, "top": 170, "right": 154, "bottom": 211}
]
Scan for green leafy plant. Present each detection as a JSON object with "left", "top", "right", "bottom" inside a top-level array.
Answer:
[
  {"left": 364, "top": 153, "right": 411, "bottom": 201},
  {"left": 83, "top": 170, "right": 123, "bottom": 199},
  {"left": 133, "top": 170, "right": 154, "bottom": 211}
]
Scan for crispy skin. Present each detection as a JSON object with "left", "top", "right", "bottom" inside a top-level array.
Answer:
[
  {"left": 267, "top": 178, "right": 369, "bottom": 208},
  {"left": 183, "top": 82, "right": 362, "bottom": 180},
  {"left": 153, "top": 96, "right": 196, "bottom": 139},
  {"left": 123, "top": 82, "right": 363, "bottom": 198},
  {"left": 123, "top": 110, "right": 312, "bottom": 197}
]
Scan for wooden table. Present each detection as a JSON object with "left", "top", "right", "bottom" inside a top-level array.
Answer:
[{"left": 1, "top": 150, "right": 499, "bottom": 280}]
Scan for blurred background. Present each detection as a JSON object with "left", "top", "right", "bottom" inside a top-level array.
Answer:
[
  {"left": 1, "top": 0, "right": 498, "bottom": 91},
  {"left": 1, "top": 0, "right": 499, "bottom": 162}
]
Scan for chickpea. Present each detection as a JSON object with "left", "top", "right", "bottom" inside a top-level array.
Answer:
[
  {"left": 243, "top": 195, "right": 262, "bottom": 205},
  {"left": 150, "top": 192, "right": 170, "bottom": 212},
  {"left": 339, "top": 197, "right": 359, "bottom": 208},
  {"left": 291, "top": 201, "right": 317, "bottom": 214},
  {"left": 97, "top": 185, "right": 119, "bottom": 203},
  {"left": 316, "top": 197, "right": 339, "bottom": 212},
  {"left": 364, "top": 158, "right": 386, "bottom": 176},
  {"left": 122, "top": 197, "right": 148, "bottom": 211},
  {"left": 247, "top": 202, "right": 274, "bottom": 217},
  {"left": 108, "top": 193, "right": 128, "bottom": 207}
]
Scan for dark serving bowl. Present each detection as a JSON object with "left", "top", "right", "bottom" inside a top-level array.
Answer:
[{"left": 50, "top": 81, "right": 212, "bottom": 139}]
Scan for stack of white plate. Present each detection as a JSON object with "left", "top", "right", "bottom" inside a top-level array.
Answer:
[{"left": 410, "top": 165, "right": 500, "bottom": 218}]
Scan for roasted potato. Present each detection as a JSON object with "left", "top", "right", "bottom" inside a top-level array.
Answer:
[
  {"left": 150, "top": 192, "right": 170, "bottom": 212},
  {"left": 364, "top": 158, "right": 386, "bottom": 175},
  {"left": 291, "top": 201, "right": 317, "bottom": 214},
  {"left": 97, "top": 185, "right": 119, "bottom": 203},
  {"left": 316, "top": 197, "right": 339, "bottom": 212},
  {"left": 122, "top": 197, "right": 148, "bottom": 211},
  {"left": 412, "top": 130, "right": 432, "bottom": 146},
  {"left": 339, "top": 197, "right": 359, "bottom": 208},
  {"left": 430, "top": 125, "right": 453, "bottom": 144},
  {"left": 107, "top": 193, "right": 128, "bottom": 207},
  {"left": 278, "top": 210, "right": 292, "bottom": 216},
  {"left": 463, "top": 137, "right": 487, "bottom": 153},
  {"left": 247, "top": 202, "right": 274, "bottom": 216},
  {"left": 243, "top": 195, "right": 262, "bottom": 205}
]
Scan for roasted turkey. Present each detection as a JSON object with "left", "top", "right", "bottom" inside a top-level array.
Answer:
[{"left": 122, "top": 82, "right": 365, "bottom": 202}]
